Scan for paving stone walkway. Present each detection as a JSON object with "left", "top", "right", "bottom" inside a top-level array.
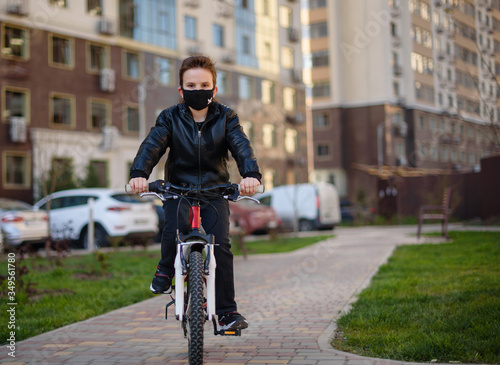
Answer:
[{"left": 1, "top": 224, "right": 495, "bottom": 365}]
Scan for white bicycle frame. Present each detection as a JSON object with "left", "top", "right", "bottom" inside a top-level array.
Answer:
[{"left": 174, "top": 239, "right": 216, "bottom": 322}]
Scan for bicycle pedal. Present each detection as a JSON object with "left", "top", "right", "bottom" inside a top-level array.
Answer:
[{"left": 218, "top": 329, "right": 241, "bottom": 336}]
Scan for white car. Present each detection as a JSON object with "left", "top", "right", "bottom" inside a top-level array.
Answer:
[
  {"left": 34, "top": 188, "right": 158, "bottom": 249},
  {"left": 0, "top": 198, "right": 49, "bottom": 251}
]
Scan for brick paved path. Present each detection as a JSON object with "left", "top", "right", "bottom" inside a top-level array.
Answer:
[{"left": 0, "top": 225, "right": 484, "bottom": 365}]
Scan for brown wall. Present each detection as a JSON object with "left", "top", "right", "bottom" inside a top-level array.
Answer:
[{"left": 377, "top": 155, "right": 500, "bottom": 221}]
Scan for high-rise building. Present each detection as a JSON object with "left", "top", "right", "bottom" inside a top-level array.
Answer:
[
  {"left": 0, "top": 0, "right": 307, "bottom": 202},
  {"left": 302, "top": 0, "right": 500, "bottom": 204}
]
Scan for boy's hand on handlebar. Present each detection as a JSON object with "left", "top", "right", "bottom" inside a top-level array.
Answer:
[
  {"left": 129, "top": 177, "right": 148, "bottom": 194},
  {"left": 239, "top": 177, "right": 261, "bottom": 196}
]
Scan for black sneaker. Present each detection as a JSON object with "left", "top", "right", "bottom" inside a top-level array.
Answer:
[
  {"left": 218, "top": 311, "right": 248, "bottom": 331},
  {"left": 150, "top": 266, "right": 172, "bottom": 294}
]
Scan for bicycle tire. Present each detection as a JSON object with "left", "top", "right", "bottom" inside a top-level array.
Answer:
[{"left": 187, "top": 250, "right": 205, "bottom": 365}]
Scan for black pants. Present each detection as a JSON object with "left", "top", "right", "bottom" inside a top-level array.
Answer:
[{"left": 159, "top": 196, "right": 237, "bottom": 315}]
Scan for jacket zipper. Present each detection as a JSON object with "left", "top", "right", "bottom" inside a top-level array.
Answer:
[{"left": 197, "top": 129, "right": 202, "bottom": 188}]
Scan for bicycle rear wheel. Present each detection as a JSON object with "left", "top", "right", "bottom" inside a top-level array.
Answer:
[{"left": 187, "top": 250, "right": 205, "bottom": 365}]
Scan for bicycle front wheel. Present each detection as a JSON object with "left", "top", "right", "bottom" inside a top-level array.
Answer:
[{"left": 187, "top": 250, "right": 205, "bottom": 365}]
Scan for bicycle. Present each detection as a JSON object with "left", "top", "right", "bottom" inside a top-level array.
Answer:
[{"left": 127, "top": 180, "right": 263, "bottom": 365}]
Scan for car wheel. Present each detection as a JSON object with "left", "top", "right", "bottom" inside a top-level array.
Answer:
[
  {"left": 81, "top": 225, "right": 109, "bottom": 249},
  {"left": 298, "top": 219, "right": 315, "bottom": 232}
]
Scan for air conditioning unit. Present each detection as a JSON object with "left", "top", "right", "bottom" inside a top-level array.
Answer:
[
  {"left": 395, "top": 122, "right": 408, "bottom": 137},
  {"left": 187, "top": 45, "right": 201, "bottom": 55},
  {"left": 184, "top": 0, "right": 200, "bottom": 7},
  {"left": 7, "top": 0, "right": 28, "bottom": 16},
  {"left": 294, "top": 112, "right": 305, "bottom": 124},
  {"left": 100, "top": 68, "right": 116, "bottom": 92},
  {"left": 10, "top": 116, "right": 27, "bottom": 143},
  {"left": 222, "top": 53, "right": 235, "bottom": 64},
  {"left": 290, "top": 69, "right": 302, "bottom": 83},
  {"left": 101, "top": 125, "right": 119, "bottom": 150},
  {"left": 393, "top": 64, "right": 402, "bottom": 76},
  {"left": 99, "top": 18, "right": 115, "bottom": 35},
  {"left": 288, "top": 28, "right": 299, "bottom": 42}
]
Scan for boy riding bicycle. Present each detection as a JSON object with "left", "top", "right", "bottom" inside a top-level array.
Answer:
[{"left": 128, "top": 55, "right": 261, "bottom": 331}]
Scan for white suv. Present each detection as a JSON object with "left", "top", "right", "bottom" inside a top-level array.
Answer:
[{"left": 34, "top": 188, "right": 158, "bottom": 248}]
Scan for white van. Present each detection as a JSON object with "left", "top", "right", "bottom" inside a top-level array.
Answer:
[{"left": 257, "top": 182, "right": 341, "bottom": 231}]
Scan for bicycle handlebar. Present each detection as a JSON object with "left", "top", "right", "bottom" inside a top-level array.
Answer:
[{"left": 125, "top": 180, "right": 264, "bottom": 198}]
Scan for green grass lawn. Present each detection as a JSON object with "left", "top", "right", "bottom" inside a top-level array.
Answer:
[
  {"left": 332, "top": 231, "right": 500, "bottom": 364},
  {"left": 0, "top": 233, "right": 332, "bottom": 343}
]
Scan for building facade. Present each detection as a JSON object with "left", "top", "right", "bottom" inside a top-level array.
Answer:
[
  {"left": 302, "top": 0, "right": 500, "bottom": 204},
  {"left": 1, "top": 0, "right": 307, "bottom": 203}
]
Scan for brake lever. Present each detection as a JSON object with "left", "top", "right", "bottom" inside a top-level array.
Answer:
[{"left": 236, "top": 196, "right": 260, "bottom": 203}]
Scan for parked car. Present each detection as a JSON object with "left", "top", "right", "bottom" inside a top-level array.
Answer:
[
  {"left": 340, "top": 199, "right": 375, "bottom": 223},
  {"left": 257, "top": 182, "right": 341, "bottom": 231},
  {"left": 229, "top": 198, "right": 281, "bottom": 235},
  {"left": 34, "top": 188, "right": 158, "bottom": 249},
  {"left": 0, "top": 198, "right": 49, "bottom": 251}
]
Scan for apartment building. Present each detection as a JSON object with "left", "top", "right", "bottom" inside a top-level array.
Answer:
[
  {"left": 0, "top": 0, "right": 306, "bottom": 203},
  {"left": 302, "top": 0, "right": 500, "bottom": 203}
]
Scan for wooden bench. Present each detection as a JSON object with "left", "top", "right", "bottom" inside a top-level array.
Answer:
[{"left": 417, "top": 187, "right": 451, "bottom": 239}]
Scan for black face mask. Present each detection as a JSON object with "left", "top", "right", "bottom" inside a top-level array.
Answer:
[{"left": 182, "top": 88, "right": 215, "bottom": 111}]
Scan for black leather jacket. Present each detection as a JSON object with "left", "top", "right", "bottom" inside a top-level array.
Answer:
[{"left": 130, "top": 102, "right": 261, "bottom": 187}]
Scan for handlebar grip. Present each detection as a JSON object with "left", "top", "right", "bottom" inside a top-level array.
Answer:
[
  {"left": 125, "top": 184, "right": 132, "bottom": 193},
  {"left": 237, "top": 184, "right": 264, "bottom": 194}
]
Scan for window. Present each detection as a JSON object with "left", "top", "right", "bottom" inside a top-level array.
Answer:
[
  {"left": 430, "top": 118, "right": 436, "bottom": 130},
  {"left": 185, "top": 16, "right": 197, "bottom": 40},
  {"left": 283, "top": 87, "right": 296, "bottom": 111},
  {"left": 316, "top": 144, "right": 330, "bottom": 157},
  {"left": 314, "top": 113, "right": 330, "bottom": 128},
  {"left": 87, "top": 43, "right": 108, "bottom": 72},
  {"left": 49, "top": 0, "right": 67, "bottom": 7},
  {"left": 3, "top": 152, "right": 30, "bottom": 188},
  {"left": 155, "top": 57, "right": 172, "bottom": 85},
  {"left": 119, "top": 0, "right": 176, "bottom": 50},
  {"left": 311, "top": 50, "right": 329, "bottom": 67},
  {"left": 469, "top": 151, "right": 475, "bottom": 164},
  {"left": 125, "top": 105, "right": 139, "bottom": 133},
  {"left": 88, "top": 99, "right": 110, "bottom": 130},
  {"left": 279, "top": 6, "right": 292, "bottom": 28},
  {"left": 441, "top": 147, "right": 448, "bottom": 162},
  {"left": 243, "top": 35, "right": 251, "bottom": 54},
  {"left": 263, "top": 0, "right": 270, "bottom": 15},
  {"left": 285, "top": 128, "right": 298, "bottom": 153},
  {"left": 238, "top": 75, "right": 252, "bottom": 99},
  {"left": 87, "top": 0, "right": 102, "bottom": 15},
  {"left": 2, "top": 87, "right": 29, "bottom": 122},
  {"left": 263, "top": 169, "right": 276, "bottom": 190},
  {"left": 312, "top": 82, "right": 330, "bottom": 98},
  {"left": 281, "top": 47, "right": 294, "bottom": 68},
  {"left": 123, "top": 50, "right": 141, "bottom": 79},
  {"left": 306, "top": 22, "right": 328, "bottom": 38},
  {"left": 213, "top": 24, "right": 225, "bottom": 47},
  {"left": 217, "top": 71, "right": 229, "bottom": 95},
  {"left": 262, "top": 124, "right": 277, "bottom": 148},
  {"left": 261, "top": 80, "right": 275, "bottom": 104},
  {"left": 88, "top": 160, "right": 108, "bottom": 187},
  {"left": 50, "top": 34, "right": 74, "bottom": 68},
  {"left": 50, "top": 93, "right": 74, "bottom": 127},
  {"left": 419, "top": 115, "right": 425, "bottom": 129},
  {"left": 308, "top": 0, "right": 327, "bottom": 8},
  {"left": 1, "top": 25, "right": 28, "bottom": 60},
  {"left": 264, "top": 42, "right": 272, "bottom": 60}
]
